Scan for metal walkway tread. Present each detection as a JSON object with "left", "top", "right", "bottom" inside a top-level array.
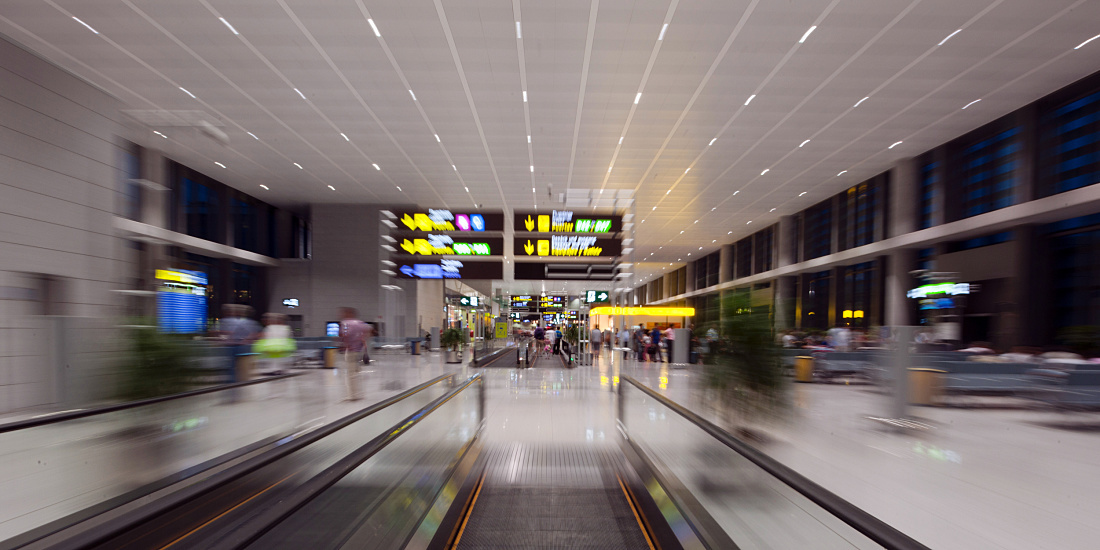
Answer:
[{"left": 456, "top": 444, "right": 650, "bottom": 549}]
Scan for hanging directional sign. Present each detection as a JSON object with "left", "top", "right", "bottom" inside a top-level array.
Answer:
[
  {"left": 458, "top": 296, "right": 479, "bottom": 307},
  {"left": 395, "top": 210, "right": 504, "bottom": 232},
  {"left": 395, "top": 235, "right": 504, "bottom": 256},
  {"left": 585, "top": 290, "right": 610, "bottom": 303},
  {"left": 393, "top": 259, "right": 503, "bottom": 280},
  {"left": 514, "top": 211, "right": 621, "bottom": 233},
  {"left": 514, "top": 237, "right": 621, "bottom": 257}
]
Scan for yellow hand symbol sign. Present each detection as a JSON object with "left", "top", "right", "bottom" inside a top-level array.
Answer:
[
  {"left": 523, "top": 240, "right": 534, "bottom": 255},
  {"left": 524, "top": 215, "right": 535, "bottom": 231}
]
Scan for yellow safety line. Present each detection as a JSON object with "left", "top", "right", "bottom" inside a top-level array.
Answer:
[
  {"left": 158, "top": 471, "right": 298, "bottom": 549},
  {"left": 450, "top": 474, "right": 486, "bottom": 549},
  {"left": 617, "top": 474, "right": 657, "bottom": 550}
]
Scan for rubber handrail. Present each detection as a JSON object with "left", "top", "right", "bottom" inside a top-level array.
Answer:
[
  {"left": 0, "top": 372, "right": 304, "bottom": 434},
  {"left": 42, "top": 372, "right": 457, "bottom": 550},
  {"left": 620, "top": 376, "right": 930, "bottom": 550},
  {"left": 210, "top": 373, "right": 483, "bottom": 549}
]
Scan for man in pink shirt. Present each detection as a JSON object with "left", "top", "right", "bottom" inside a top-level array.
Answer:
[{"left": 339, "top": 307, "right": 373, "bottom": 401}]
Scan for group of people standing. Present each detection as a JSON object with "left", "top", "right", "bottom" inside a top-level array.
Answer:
[{"left": 585, "top": 323, "right": 685, "bottom": 363}]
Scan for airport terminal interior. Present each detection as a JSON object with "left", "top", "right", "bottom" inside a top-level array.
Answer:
[{"left": 3, "top": 0, "right": 1100, "bottom": 548}]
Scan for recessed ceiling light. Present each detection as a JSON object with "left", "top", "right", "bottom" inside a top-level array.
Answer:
[
  {"left": 634, "top": 92, "right": 642, "bottom": 104},
  {"left": 528, "top": 135, "right": 531, "bottom": 143},
  {"left": 530, "top": 165, "right": 534, "bottom": 172},
  {"left": 294, "top": 88, "right": 306, "bottom": 100},
  {"left": 699, "top": 246, "right": 703, "bottom": 250},
  {"left": 711, "top": 207, "right": 716, "bottom": 211},
  {"left": 293, "top": 162, "right": 303, "bottom": 169},
  {"left": 327, "top": 185, "right": 335, "bottom": 190},
  {"left": 746, "top": 221, "right": 752, "bottom": 225},
  {"left": 515, "top": 21, "right": 522, "bottom": 39},
  {"left": 453, "top": 164, "right": 457, "bottom": 170},
  {"left": 708, "top": 138, "right": 717, "bottom": 146},
  {"left": 687, "top": 253, "right": 691, "bottom": 256},
  {"left": 712, "top": 240, "right": 716, "bottom": 243},
  {"left": 1075, "top": 34, "right": 1100, "bottom": 50},
  {"left": 666, "top": 190, "right": 671, "bottom": 194},
  {"left": 652, "top": 206, "right": 656, "bottom": 210},
  {"left": 341, "top": 133, "right": 349, "bottom": 141},
  {"left": 799, "top": 139, "right": 810, "bottom": 147},
  {"left": 938, "top": 29, "right": 962, "bottom": 46},
  {"left": 619, "top": 136, "right": 624, "bottom": 145},
  {"left": 680, "top": 230, "right": 684, "bottom": 234},
  {"left": 435, "top": 134, "right": 441, "bottom": 142},
  {"left": 153, "top": 130, "right": 167, "bottom": 139},
  {"left": 799, "top": 191, "right": 808, "bottom": 196},
  {"left": 837, "top": 170, "right": 847, "bottom": 176},
  {"left": 889, "top": 141, "right": 903, "bottom": 149},
  {"left": 372, "top": 163, "right": 380, "bottom": 170},
  {"left": 465, "top": 187, "right": 469, "bottom": 192},
  {"left": 728, "top": 231, "right": 732, "bottom": 234},
  {"left": 694, "top": 220, "right": 698, "bottom": 224},
  {"left": 684, "top": 167, "right": 691, "bottom": 174},
  {"left": 247, "top": 132, "right": 258, "bottom": 140},
  {"left": 532, "top": 187, "right": 536, "bottom": 192},
  {"left": 409, "top": 89, "right": 417, "bottom": 101},
  {"left": 770, "top": 208, "right": 776, "bottom": 212},
  {"left": 608, "top": 165, "right": 613, "bottom": 172},
  {"left": 219, "top": 17, "right": 239, "bottom": 35},
  {"left": 260, "top": 184, "right": 269, "bottom": 190},
  {"left": 962, "top": 99, "right": 981, "bottom": 109},
  {"left": 396, "top": 186, "right": 402, "bottom": 191},
  {"left": 853, "top": 96, "right": 869, "bottom": 108},
  {"left": 744, "top": 94, "right": 756, "bottom": 106},
  {"left": 658, "top": 23, "right": 669, "bottom": 41},
  {"left": 761, "top": 169, "right": 769, "bottom": 175},
  {"left": 179, "top": 87, "right": 196, "bottom": 99},
  {"left": 798, "top": 25, "right": 817, "bottom": 43},
  {"left": 523, "top": 91, "right": 528, "bottom": 102},
  {"left": 733, "top": 190, "right": 739, "bottom": 195},
  {"left": 214, "top": 162, "right": 226, "bottom": 168},
  {"left": 72, "top": 16, "right": 99, "bottom": 34}
]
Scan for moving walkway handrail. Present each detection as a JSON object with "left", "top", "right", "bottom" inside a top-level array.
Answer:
[
  {"left": 46, "top": 372, "right": 458, "bottom": 550},
  {"left": 210, "top": 373, "right": 483, "bottom": 550},
  {"left": 0, "top": 372, "right": 304, "bottom": 434},
  {"left": 619, "top": 375, "right": 930, "bottom": 550}
]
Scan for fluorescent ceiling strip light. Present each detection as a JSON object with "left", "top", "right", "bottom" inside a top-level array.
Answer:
[
  {"left": 634, "top": 93, "right": 642, "bottom": 104},
  {"left": 962, "top": 99, "right": 981, "bottom": 109},
  {"left": 294, "top": 88, "right": 306, "bottom": 100},
  {"left": 837, "top": 170, "right": 847, "bottom": 176},
  {"left": 523, "top": 90, "right": 528, "bottom": 102},
  {"left": 854, "top": 96, "right": 869, "bottom": 108},
  {"left": 409, "top": 89, "right": 417, "bottom": 101},
  {"left": 214, "top": 162, "right": 226, "bottom": 168},
  {"left": 799, "top": 139, "right": 810, "bottom": 147},
  {"left": 340, "top": 133, "right": 349, "bottom": 141},
  {"left": 453, "top": 165, "right": 457, "bottom": 171},
  {"left": 619, "top": 136, "right": 624, "bottom": 145},
  {"left": 1075, "top": 34, "right": 1100, "bottom": 49},
  {"left": 219, "top": 17, "right": 239, "bottom": 35},
  {"left": 760, "top": 169, "right": 769, "bottom": 175},
  {"left": 685, "top": 168, "right": 691, "bottom": 174},
  {"left": 435, "top": 134, "right": 441, "bottom": 142},
  {"left": 368, "top": 18, "right": 381, "bottom": 37},
  {"left": 260, "top": 184, "right": 269, "bottom": 190},
  {"left": 153, "top": 131, "right": 167, "bottom": 138},
  {"left": 744, "top": 94, "right": 756, "bottom": 105},
  {"left": 72, "top": 17, "right": 98, "bottom": 34},
  {"left": 515, "top": 21, "right": 522, "bottom": 39},
  {"left": 800, "top": 191, "right": 808, "bottom": 196},
  {"left": 247, "top": 132, "right": 258, "bottom": 140},
  {"left": 889, "top": 141, "right": 903, "bottom": 149},
  {"left": 938, "top": 29, "right": 962, "bottom": 46},
  {"left": 708, "top": 138, "right": 717, "bottom": 146},
  {"left": 179, "top": 87, "right": 196, "bottom": 99},
  {"left": 328, "top": 185, "right": 335, "bottom": 190},
  {"left": 530, "top": 165, "right": 534, "bottom": 172},
  {"left": 658, "top": 23, "right": 669, "bottom": 41},
  {"left": 294, "top": 162, "right": 303, "bottom": 169},
  {"left": 528, "top": 135, "right": 531, "bottom": 143},
  {"left": 372, "top": 163, "right": 380, "bottom": 170},
  {"left": 799, "top": 26, "right": 817, "bottom": 43}
]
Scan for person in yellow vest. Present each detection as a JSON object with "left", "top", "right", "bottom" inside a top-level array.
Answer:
[{"left": 253, "top": 312, "right": 296, "bottom": 375}]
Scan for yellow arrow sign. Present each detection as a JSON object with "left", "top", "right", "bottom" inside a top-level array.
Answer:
[
  {"left": 523, "top": 240, "right": 534, "bottom": 255},
  {"left": 401, "top": 239, "right": 417, "bottom": 254},
  {"left": 401, "top": 214, "right": 417, "bottom": 230},
  {"left": 524, "top": 215, "right": 535, "bottom": 231}
]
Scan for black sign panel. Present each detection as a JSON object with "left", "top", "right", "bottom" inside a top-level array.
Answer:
[
  {"left": 393, "top": 210, "right": 504, "bottom": 232},
  {"left": 391, "top": 259, "right": 503, "bottom": 280},
  {"left": 510, "top": 295, "right": 537, "bottom": 308},
  {"left": 392, "top": 236, "right": 505, "bottom": 256},
  {"left": 513, "top": 236, "right": 622, "bottom": 258},
  {"left": 513, "top": 211, "right": 622, "bottom": 233}
]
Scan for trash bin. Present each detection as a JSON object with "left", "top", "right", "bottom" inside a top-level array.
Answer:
[
  {"left": 236, "top": 352, "right": 258, "bottom": 381},
  {"left": 909, "top": 368, "right": 944, "bottom": 406},
  {"left": 323, "top": 347, "right": 338, "bottom": 369},
  {"left": 410, "top": 339, "right": 421, "bottom": 355},
  {"left": 795, "top": 356, "right": 814, "bottom": 383}
]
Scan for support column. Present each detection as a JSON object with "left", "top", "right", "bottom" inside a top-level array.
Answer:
[
  {"left": 718, "top": 244, "right": 734, "bottom": 283},
  {"left": 890, "top": 157, "right": 920, "bottom": 238},
  {"left": 885, "top": 249, "right": 916, "bottom": 327},
  {"left": 774, "top": 276, "right": 796, "bottom": 331}
]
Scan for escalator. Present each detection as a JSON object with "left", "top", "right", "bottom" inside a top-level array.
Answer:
[{"left": 18, "top": 372, "right": 930, "bottom": 550}]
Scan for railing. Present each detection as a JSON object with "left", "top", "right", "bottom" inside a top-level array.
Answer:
[
  {"left": 618, "top": 376, "right": 929, "bottom": 550},
  {"left": 209, "top": 373, "right": 484, "bottom": 549},
  {"left": 0, "top": 373, "right": 456, "bottom": 549}
]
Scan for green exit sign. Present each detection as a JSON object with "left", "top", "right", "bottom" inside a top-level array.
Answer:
[
  {"left": 459, "top": 296, "right": 479, "bottom": 307},
  {"left": 585, "top": 290, "right": 609, "bottom": 303}
]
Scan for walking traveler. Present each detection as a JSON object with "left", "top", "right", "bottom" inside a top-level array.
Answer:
[
  {"left": 590, "top": 324, "right": 603, "bottom": 356},
  {"left": 339, "top": 307, "right": 370, "bottom": 401}
]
